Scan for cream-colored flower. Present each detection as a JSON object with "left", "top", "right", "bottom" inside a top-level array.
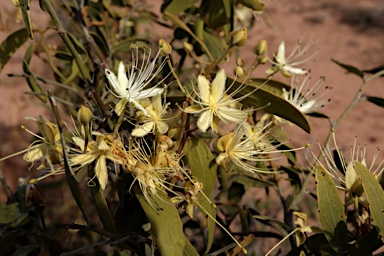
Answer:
[
  {"left": 131, "top": 94, "right": 170, "bottom": 137},
  {"left": 282, "top": 76, "right": 329, "bottom": 114},
  {"left": 70, "top": 133, "right": 122, "bottom": 190},
  {"left": 313, "top": 133, "right": 384, "bottom": 205},
  {"left": 266, "top": 40, "right": 316, "bottom": 77},
  {"left": 216, "top": 125, "right": 282, "bottom": 173},
  {"left": 105, "top": 46, "right": 167, "bottom": 116},
  {"left": 185, "top": 69, "right": 249, "bottom": 133}
]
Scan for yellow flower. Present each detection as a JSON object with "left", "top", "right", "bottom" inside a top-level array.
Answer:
[
  {"left": 131, "top": 94, "right": 170, "bottom": 137},
  {"left": 105, "top": 46, "right": 167, "bottom": 116},
  {"left": 185, "top": 69, "right": 249, "bottom": 133}
]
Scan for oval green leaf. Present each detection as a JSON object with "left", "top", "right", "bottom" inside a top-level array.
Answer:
[
  {"left": 183, "top": 137, "right": 217, "bottom": 253},
  {"left": 226, "top": 77, "right": 310, "bottom": 133},
  {"left": 353, "top": 160, "right": 384, "bottom": 243},
  {"left": 0, "top": 28, "right": 29, "bottom": 73},
  {"left": 316, "top": 164, "right": 348, "bottom": 254},
  {"left": 161, "top": 0, "right": 197, "bottom": 16},
  {"left": 134, "top": 185, "right": 185, "bottom": 256}
]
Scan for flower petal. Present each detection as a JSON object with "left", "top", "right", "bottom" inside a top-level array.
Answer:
[
  {"left": 95, "top": 154, "right": 108, "bottom": 190},
  {"left": 197, "top": 75, "right": 210, "bottom": 104},
  {"left": 115, "top": 98, "right": 128, "bottom": 116},
  {"left": 184, "top": 105, "right": 204, "bottom": 114},
  {"left": 117, "top": 62, "right": 129, "bottom": 92},
  {"left": 131, "top": 87, "right": 163, "bottom": 101},
  {"left": 217, "top": 107, "right": 248, "bottom": 123},
  {"left": 106, "top": 68, "right": 124, "bottom": 96},
  {"left": 132, "top": 122, "right": 154, "bottom": 137},
  {"left": 211, "top": 69, "right": 226, "bottom": 101},
  {"left": 156, "top": 121, "right": 168, "bottom": 135},
  {"left": 197, "top": 110, "right": 213, "bottom": 133}
]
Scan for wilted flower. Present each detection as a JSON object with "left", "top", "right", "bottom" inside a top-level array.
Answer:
[
  {"left": 70, "top": 133, "right": 123, "bottom": 190},
  {"left": 22, "top": 117, "right": 62, "bottom": 171},
  {"left": 122, "top": 138, "right": 182, "bottom": 208},
  {"left": 184, "top": 69, "right": 249, "bottom": 133},
  {"left": 131, "top": 94, "right": 171, "bottom": 137},
  {"left": 266, "top": 40, "right": 317, "bottom": 77},
  {"left": 105, "top": 46, "right": 167, "bottom": 116},
  {"left": 282, "top": 76, "right": 330, "bottom": 114}
]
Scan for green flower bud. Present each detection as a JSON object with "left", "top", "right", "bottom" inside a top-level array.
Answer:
[
  {"left": 77, "top": 104, "right": 93, "bottom": 126},
  {"left": 159, "top": 39, "right": 172, "bottom": 56},
  {"left": 254, "top": 39, "right": 267, "bottom": 55},
  {"left": 229, "top": 27, "right": 247, "bottom": 47},
  {"left": 257, "top": 55, "right": 268, "bottom": 64},
  {"left": 183, "top": 41, "right": 194, "bottom": 53}
]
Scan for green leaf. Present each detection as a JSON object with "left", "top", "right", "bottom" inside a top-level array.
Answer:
[
  {"left": 111, "top": 38, "right": 150, "bottom": 54},
  {"left": 90, "top": 30, "right": 110, "bottom": 56},
  {"left": 348, "top": 228, "right": 383, "bottom": 256},
  {"left": 332, "top": 59, "right": 364, "bottom": 79},
  {"left": 183, "top": 235, "right": 200, "bottom": 256},
  {"left": 201, "top": 28, "right": 228, "bottom": 61},
  {"left": 183, "top": 137, "right": 217, "bottom": 253},
  {"left": 11, "top": 244, "right": 41, "bottom": 256},
  {"left": 19, "top": 0, "right": 33, "bottom": 39},
  {"left": 200, "top": 0, "right": 232, "bottom": 29},
  {"left": 161, "top": 0, "right": 198, "bottom": 16},
  {"left": 89, "top": 170, "right": 117, "bottom": 234},
  {"left": 315, "top": 165, "right": 348, "bottom": 254},
  {"left": 306, "top": 112, "right": 330, "bottom": 119},
  {"left": 366, "top": 96, "right": 384, "bottom": 108},
  {"left": 237, "top": 0, "right": 264, "bottom": 11},
  {"left": 0, "top": 203, "right": 19, "bottom": 224},
  {"left": 0, "top": 28, "right": 29, "bottom": 73},
  {"left": 353, "top": 161, "right": 384, "bottom": 243},
  {"left": 234, "top": 174, "right": 274, "bottom": 188},
  {"left": 363, "top": 65, "right": 384, "bottom": 76},
  {"left": 134, "top": 185, "right": 185, "bottom": 256},
  {"left": 226, "top": 77, "right": 311, "bottom": 133},
  {"left": 23, "top": 43, "right": 47, "bottom": 103}
]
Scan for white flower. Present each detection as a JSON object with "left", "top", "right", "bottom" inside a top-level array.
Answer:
[
  {"left": 282, "top": 76, "right": 329, "bottom": 114},
  {"left": 185, "top": 69, "right": 249, "bottom": 133},
  {"left": 131, "top": 94, "right": 170, "bottom": 137},
  {"left": 105, "top": 46, "right": 167, "bottom": 116},
  {"left": 267, "top": 40, "right": 317, "bottom": 77}
]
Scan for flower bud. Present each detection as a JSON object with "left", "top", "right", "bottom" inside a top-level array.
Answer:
[
  {"left": 229, "top": 27, "right": 247, "bottom": 47},
  {"left": 215, "top": 133, "right": 234, "bottom": 152},
  {"left": 183, "top": 41, "right": 194, "bottom": 53},
  {"left": 77, "top": 105, "right": 93, "bottom": 126},
  {"left": 159, "top": 39, "right": 172, "bottom": 56},
  {"left": 257, "top": 55, "right": 268, "bottom": 64},
  {"left": 236, "top": 57, "right": 245, "bottom": 67},
  {"left": 235, "top": 66, "right": 245, "bottom": 78},
  {"left": 254, "top": 39, "right": 267, "bottom": 55}
]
